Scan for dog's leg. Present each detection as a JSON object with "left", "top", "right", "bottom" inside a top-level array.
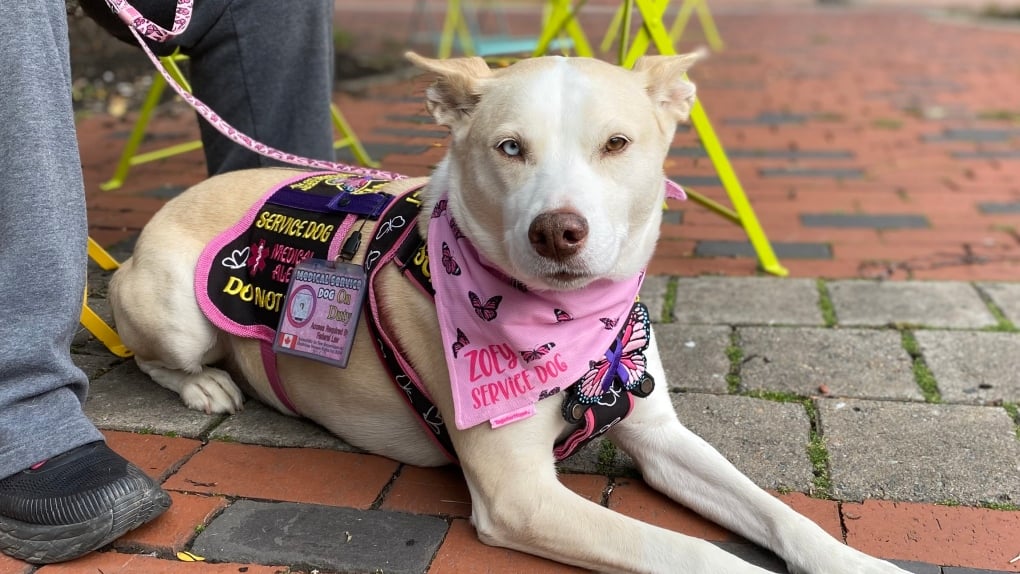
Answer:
[
  {"left": 109, "top": 255, "right": 245, "bottom": 415},
  {"left": 136, "top": 360, "right": 243, "bottom": 415},
  {"left": 607, "top": 336, "right": 908, "bottom": 574},
  {"left": 452, "top": 410, "right": 776, "bottom": 573}
]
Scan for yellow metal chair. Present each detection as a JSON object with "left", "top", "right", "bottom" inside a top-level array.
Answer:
[
  {"left": 600, "top": 0, "right": 723, "bottom": 55},
  {"left": 531, "top": 0, "right": 787, "bottom": 277},
  {"left": 436, "top": 0, "right": 574, "bottom": 59},
  {"left": 101, "top": 52, "right": 378, "bottom": 191},
  {"left": 81, "top": 238, "right": 132, "bottom": 357}
]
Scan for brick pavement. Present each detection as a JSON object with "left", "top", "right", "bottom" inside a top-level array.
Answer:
[
  {"left": 23, "top": 1, "right": 1020, "bottom": 573},
  {"left": 76, "top": 2, "right": 1020, "bottom": 280}
]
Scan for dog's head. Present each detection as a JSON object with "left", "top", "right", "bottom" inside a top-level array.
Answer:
[{"left": 408, "top": 51, "right": 704, "bottom": 291}]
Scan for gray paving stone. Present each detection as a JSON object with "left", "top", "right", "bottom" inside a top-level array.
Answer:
[
  {"left": 952, "top": 150, "right": 1020, "bottom": 159},
  {"left": 84, "top": 361, "right": 226, "bottom": 438},
  {"left": 656, "top": 324, "right": 731, "bottom": 393},
  {"left": 923, "top": 128, "right": 1014, "bottom": 142},
  {"left": 739, "top": 327, "right": 921, "bottom": 400},
  {"left": 943, "top": 567, "right": 1018, "bottom": 574},
  {"left": 914, "top": 330, "right": 1020, "bottom": 404},
  {"left": 192, "top": 500, "right": 448, "bottom": 574},
  {"left": 671, "top": 174, "right": 722, "bottom": 187},
  {"left": 890, "top": 561, "right": 942, "bottom": 574},
  {"left": 72, "top": 352, "right": 125, "bottom": 380},
  {"left": 725, "top": 112, "right": 808, "bottom": 125},
  {"left": 827, "top": 281, "right": 996, "bottom": 328},
  {"left": 695, "top": 240, "right": 832, "bottom": 260},
  {"left": 674, "top": 277, "right": 823, "bottom": 326},
  {"left": 800, "top": 213, "right": 929, "bottom": 229},
  {"left": 385, "top": 113, "right": 434, "bottom": 124},
  {"left": 759, "top": 167, "right": 865, "bottom": 179},
  {"left": 661, "top": 209, "right": 683, "bottom": 225},
  {"left": 712, "top": 542, "right": 787, "bottom": 572},
  {"left": 977, "top": 201, "right": 1020, "bottom": 214},
  {"left": 979, "top": 282, "right": 1020, "bottom": 324},
  {"left": 669, "top": 146, "right": 708, "bottom": 157},
  {"left": 671, "top": 393, "right": 815, "bottom": 492},
  {"left": 728, "top": 149, "right": 854, "bottom": 160},
  {"left": 639, "top": 275, "right": 670, "bottom": 323},
  {"left": 210, "top": 401, "right": 365, "bottom": 452},
  {"left": 818, "top": 398, "right": 1020, "bottom": 505},
  {"left": 556, "top": 436, "right": 638, "bottom": 477}
]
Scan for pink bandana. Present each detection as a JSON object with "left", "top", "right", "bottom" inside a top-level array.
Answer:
[{"left": 428, "top": 201, "right": 645, "bottom": 430}]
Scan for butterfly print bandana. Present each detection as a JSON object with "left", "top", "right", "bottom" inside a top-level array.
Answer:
[{"left": 428, "top": 196, "right": 645, "bottom": 430}]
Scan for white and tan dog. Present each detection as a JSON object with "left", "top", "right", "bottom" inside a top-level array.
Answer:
[{"left": 110, "top": 52, "right": 907, "bottom": 574}]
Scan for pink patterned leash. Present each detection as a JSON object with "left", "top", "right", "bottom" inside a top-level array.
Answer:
[{"left": 102, "top": 0, "right": 405, "bottom": 181}]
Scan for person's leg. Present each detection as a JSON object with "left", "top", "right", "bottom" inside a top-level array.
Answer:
[
  {"left": 0, "top": 0, "right": 102, "bottom": 480},
  {"left": 178, "top": 0, "right": 337, "bottom": 175},
  {"left": 0, "top": 2, "right": 170, "bottom": 564}
]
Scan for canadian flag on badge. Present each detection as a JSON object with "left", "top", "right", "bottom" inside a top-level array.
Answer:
[{"left": 280, "top": 333, "right": 298, "bottom": 349}]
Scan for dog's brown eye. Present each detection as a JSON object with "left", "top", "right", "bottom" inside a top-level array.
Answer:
[
  {"left": 604, "top": 136, "right": 629, "bottom": 153},
  {"left": 497, "top": 138, "right": 523, "bottom": 158}
]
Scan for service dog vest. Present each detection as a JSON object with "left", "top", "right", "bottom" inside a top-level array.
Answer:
[{"left": 195, "top": 171, "right": 393, "bottom": 343}]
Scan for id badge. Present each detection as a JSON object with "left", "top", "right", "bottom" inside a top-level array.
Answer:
[{"left": 274, "top": 258, "right": 366, "bottom": 368}]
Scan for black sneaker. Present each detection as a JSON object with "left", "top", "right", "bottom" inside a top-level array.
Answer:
[{"left": 0, "top": 441, "right": 172, "bottom": 564}]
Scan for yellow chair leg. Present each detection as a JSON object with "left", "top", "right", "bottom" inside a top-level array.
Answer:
[
  {"left": 101, "top": 52, "right": 200, "bottom": 191},
  {"left": 532, "top": 0, "right": 594, "bottom": 57},
  {"left": 102, "top": 51, "right": 376, "bottom": 190},
  {"left": 668, "top": 0, "right": 724, "bottom": 51},
  {"left": 80, "top": 301, "right": 133, "bottom": 358},
  {"left": 439, "top": 0, "right": 477, "bottom": 58},
  {"left": 331, "top": 104, "right": 379, "bottom": 168},
  {"left": 87, "top": 237, "right": 120, "bottom": 271},
  {"left": 81, "top": 240, "right": 133, "bottom": 358}
]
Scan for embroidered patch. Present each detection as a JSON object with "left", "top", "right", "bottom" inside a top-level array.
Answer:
[{"left": 195, "top": 171, "right": 392, "bottom": 343}]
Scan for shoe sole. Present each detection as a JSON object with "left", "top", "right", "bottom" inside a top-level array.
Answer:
[{"left": 0, "top": 485, "right": 171, "bottom": 564}]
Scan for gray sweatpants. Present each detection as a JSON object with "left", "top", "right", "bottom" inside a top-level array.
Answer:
[
  {"left": 0, "top": 0, "right": 337, "bottom": 479},
  {"left": 0, "top": 2, "right": 104, "bottom": 480},
  {"left": 131, "top": 0, "right": 337, "bottom": 175}
]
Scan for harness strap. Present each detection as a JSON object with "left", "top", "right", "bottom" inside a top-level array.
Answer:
[
  {"left": 364, "top": 190, "right": 458, "bottom": 462},
  {"left": 553, "top": 379, "right": 636, "bottom": 460},
  {"left": 260, "top": 340, "right": 301, "bottom": 416}
]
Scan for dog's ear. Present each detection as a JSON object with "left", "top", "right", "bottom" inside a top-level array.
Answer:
[
  {"left": 405, "top": 51, "right": 492, "bottom": 128},
  {"left": 633, "top": 49, "right": 707, "bottom": 123}
]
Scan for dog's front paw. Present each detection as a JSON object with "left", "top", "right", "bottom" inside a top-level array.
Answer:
[{"left": 179, "top": 367, "right": 244, "bottom": 414}]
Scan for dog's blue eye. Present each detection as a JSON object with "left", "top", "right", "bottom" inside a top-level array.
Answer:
[{"left": 498, "top": 139, "right": 522, "bottom": 157}]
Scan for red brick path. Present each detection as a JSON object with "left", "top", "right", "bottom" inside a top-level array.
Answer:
[
  {"left": 3, "top": 431, "right": 1018, "bottom": 573},
  {"left": 78, "top": 6, "right": 1020, "bottom": 281}
]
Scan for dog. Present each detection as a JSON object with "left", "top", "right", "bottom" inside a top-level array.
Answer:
[{"left": 109, "top": 52, "right": 909, "bottom": 573}]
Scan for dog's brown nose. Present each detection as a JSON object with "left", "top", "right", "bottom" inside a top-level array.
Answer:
[{"left": 528, "top": 211, "right": 589, "bottom": 261}]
